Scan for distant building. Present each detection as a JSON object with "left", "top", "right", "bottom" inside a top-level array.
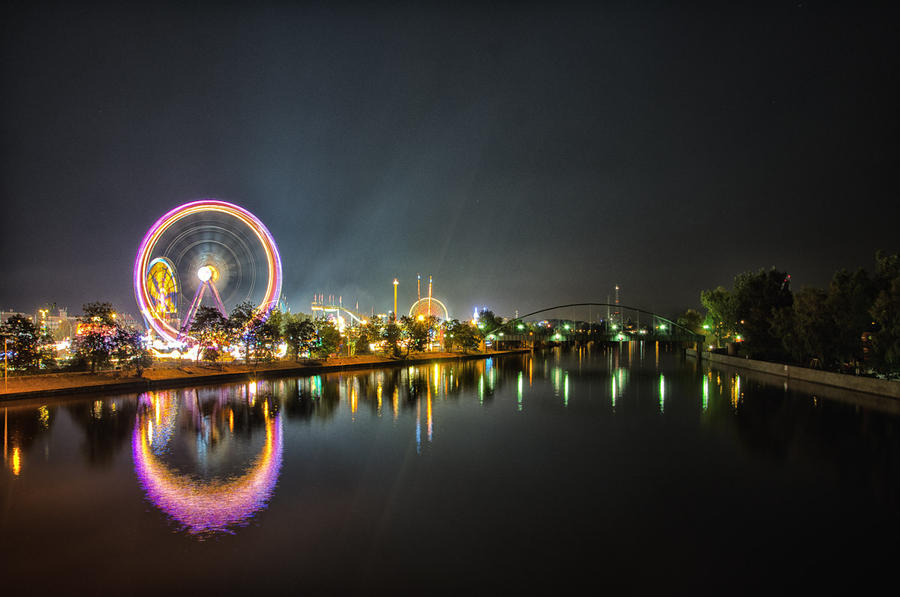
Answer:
[
  {"left": 1, "top": 310, "right": 33, "bottom": 324},
  {"left": 35, "top": 307, "right": 75, "bottom": 334}
]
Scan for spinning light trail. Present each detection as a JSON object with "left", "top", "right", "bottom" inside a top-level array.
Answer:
[{"left": 134, "top": 199, "right": 282, "bottom": 343}]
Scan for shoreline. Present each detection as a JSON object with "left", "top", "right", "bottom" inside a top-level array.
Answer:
[
  {"left": 0, "top": 349, "right": 530, "bottom": 401},
  {"left": 686, "top": 348, "right": 900, "bottom": 399}
]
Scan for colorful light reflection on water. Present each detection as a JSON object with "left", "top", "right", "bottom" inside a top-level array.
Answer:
[
  {"left": 3, "top": 348, "right": 900, "bottom": 594},
  {"left": 131, "top": 391, "right": 283, "bottom": 537}
]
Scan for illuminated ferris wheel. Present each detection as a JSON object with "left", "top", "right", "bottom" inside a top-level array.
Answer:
[
  {"left": 134, "top": 199, "right": 283, "bottom": 344},
  {"left": 408, "top": 297, "right": 449, "bottom": 322}
]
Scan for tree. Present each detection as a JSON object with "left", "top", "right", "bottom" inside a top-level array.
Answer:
[
  {"left": 71, "top": 302, "right": 152, "bottom": 374},
  {"left": 227, "top": 301, "right": 257, "bottom": 363},
  {"left": 731, "top": 268, "right": 793, "bottom": 360},
  {"left": 382, "top": 317, "right": 404, "bottom": 358},
  {"left": 363, "top": 318, "right": 383, "bottom": 353},
  {"left": 72, "top": 304, "right": 122, "bottom": 373},
  {"left": 349, "top": 323, "right": 373, "bottom": 355},
  {"left": 700, "top": 286, "right": 737, "bottom": 348},
  {"left": 82, "top": 302, "right": 118, "bottom": 326},
  {"left": 827, "top": 268, "right": 877, "bottom": 365},
  {"left": 444, "top": 319, "right": 482, "bottom": 352},
  {"left": 870, "top": 251, "right": 900, "bottom": 373},
  {"left": 478, "top": 310, "right": 503, "bottom": 333},
  {"left": 1, "top": 315, "right": 42, "bottom": 370},
  {"left": 675, "top": 309, "right": 704, "bottom": 336},
  {"left": 255, "top": 312, "right": 282, "bottom": 362},
  {"left": 283, "top": 313, "right": 316, "bottom": 360},
  {"left": 113, "top": 327, "right": 153, "bottom": 375},
  {"left": 402, "top": 314, "right": 439, "bottom": 352},
  {"left": 773, "top": 287, "right": 836, "bottom": 367},
  {"left": 314, "top": 319, "right": 341, "bottom": 358},
  {"left": 190, "top": 306, "right": 228, "bottom": 364}
]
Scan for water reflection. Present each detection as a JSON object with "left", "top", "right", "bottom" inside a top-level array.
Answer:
[
  {"left": 67, "top": 398, "right": 138, "bottom": 466},
  {"left": 132, "top": 387, "right": 283, "bottom": 537},
  {"left": 3, "top": 403, "right": 55, "bottom": 476},
  {"left": 4, "top": 345, "right": 900, "bottom": 547}
]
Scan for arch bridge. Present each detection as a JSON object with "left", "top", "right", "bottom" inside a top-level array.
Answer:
[{"left": 483, "top": 302, "right": 703, "bottom": 346}]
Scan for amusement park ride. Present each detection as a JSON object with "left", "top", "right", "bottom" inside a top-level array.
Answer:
[
  {"left": 135, "top": 198, "right": 452, "bottom": 350},
  {"left": 408, "top": 274, "right": 449, "bottom": 321},
  {"left": 134, "top": 199, "right": 283, "bottom": 346}
]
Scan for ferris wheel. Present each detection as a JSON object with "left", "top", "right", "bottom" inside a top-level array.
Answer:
[{"left": 134, "top": 199, "right": 283, "bottom": 344}]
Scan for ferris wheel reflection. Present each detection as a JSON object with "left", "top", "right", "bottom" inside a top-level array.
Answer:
[{"left": 132, "top": 386, "right": 283, "bottom": 537}]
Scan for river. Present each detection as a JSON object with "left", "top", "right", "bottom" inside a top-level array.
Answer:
[{"left": 2, "top": 345, "right": 898, "bottom": 594}]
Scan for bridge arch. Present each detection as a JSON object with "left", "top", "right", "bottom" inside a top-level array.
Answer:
[{"left": 484, "top": 302, "right": 703, "bottom": 341}]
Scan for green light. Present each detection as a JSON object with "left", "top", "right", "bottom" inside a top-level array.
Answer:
[
  {"left": 517, "top": 371, "right": 523, "bottom": 410},
  {"left": 517, "top": 324, "right": 524, "bottom": 330},
  {"left": 702, "top": 377, "right": 709, "bottom": 411},
  {"left": 659, "top": 373, "right": 665, "bottom": 413}
]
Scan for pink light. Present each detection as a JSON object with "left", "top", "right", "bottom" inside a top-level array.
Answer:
[{"left": 134, "top": 199, "right": 282, "bottom": 343}]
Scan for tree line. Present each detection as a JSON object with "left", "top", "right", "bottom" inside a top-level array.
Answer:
[
  {"left": 0, "top": 302, "right": 151, "bottom": 374},
  {"left": 188, "top": 302, "right": 485, "bottom": 364},
  {"left": 681, "top": 250, "right": 899, "bottom": 374},
  {"left": 1, "top": 299, "right": 491, "bottom": 375}
]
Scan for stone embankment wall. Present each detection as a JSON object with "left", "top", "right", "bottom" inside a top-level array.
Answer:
[{"left": 686, "top": 349, "right": 900, "bottom": 399}]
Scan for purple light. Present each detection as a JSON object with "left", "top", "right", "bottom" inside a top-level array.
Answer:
[{"left": 132, "top": 405, "right": 283, "bottom": 536}]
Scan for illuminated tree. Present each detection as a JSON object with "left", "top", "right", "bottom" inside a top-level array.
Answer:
[
  {"left": 283, "top": 313, "right": 315, "bottom": 360},
  {"left": 402, "top": 314, "right": 439, "bottom": 352},
  {"left": 478, "top": 309, "right": 503, "bottom": 332},
  {"left": 313, "top": 319, "right": 341, "bottom": 358},
  {"left": 349, "top": 324, "right": 373, "bottom": 355},
  {"left": 113, "top": 327, "right": 152, "bottom": 375},
  {"left": 190, "top": 306, "right": 228, "bottom": 364},
  {"left": 254, "top": 312, "right": 282, "bottom": 362},
  {"left": 72, "top": 304, "right": 122, "bottom": 373},
  {"left": 82, "top": 302, "right": 118, "bottom": 325},
  {"left": 227, "top": 301, "right": 257, "bottom": 363},
  {"left": 444, "top": 319, "right": 481, "bottom": 352},
  {"left": 1, "top": 315, "right": 41, "bottom": 370},
  {"left": 700, "top": 286, "right": 737, "bottom": 348}
]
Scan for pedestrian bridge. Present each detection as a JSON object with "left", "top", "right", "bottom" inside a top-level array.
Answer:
[{"left": 483, "top": 302, "right": 703, "bottom": 345}]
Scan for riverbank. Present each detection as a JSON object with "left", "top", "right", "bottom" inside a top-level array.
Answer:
[
  {"left": 0, "top": 349, "right": 530, "bottom": 400},
  {"left": 686, "top": 349, "right": 900, "bottom": 399}
]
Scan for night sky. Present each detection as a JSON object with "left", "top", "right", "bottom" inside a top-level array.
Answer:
[{"left": 2, "top": 1, "right": 897, "bottom": 320}]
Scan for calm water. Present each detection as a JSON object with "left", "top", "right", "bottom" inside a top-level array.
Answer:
[{"left": 2, "top": 346, "right": 899, "bottom": 594}]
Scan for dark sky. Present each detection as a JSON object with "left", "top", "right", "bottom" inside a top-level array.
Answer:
[{"left": 2, "top": 1, "right": 897, "bottom": 320}]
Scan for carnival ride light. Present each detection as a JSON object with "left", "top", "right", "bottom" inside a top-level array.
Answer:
[{"left": 134, "top": 200, "right": 282, "bottom": 344}]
